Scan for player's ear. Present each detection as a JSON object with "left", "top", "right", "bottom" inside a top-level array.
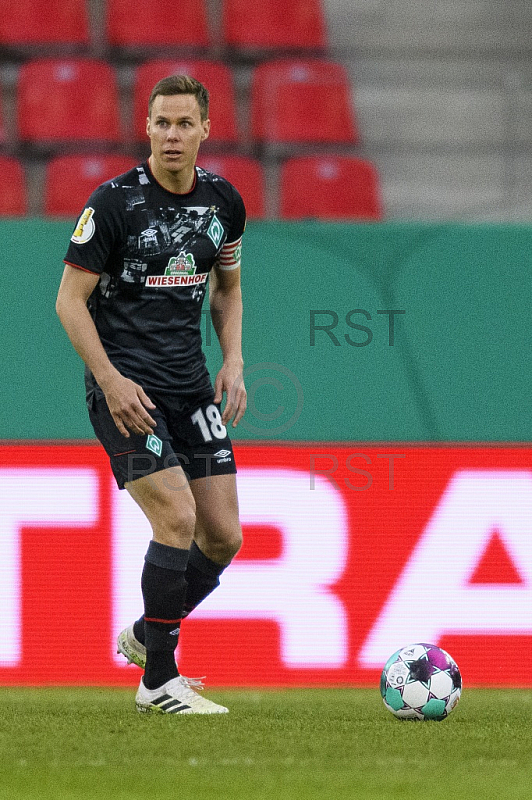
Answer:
[
  {"left": 201, "top": 119, "right": 210, "bottom": 142},
  {"left": 146, "top": 116, "right": 151, "bottom": 137}
]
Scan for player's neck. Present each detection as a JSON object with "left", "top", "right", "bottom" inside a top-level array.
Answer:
[{"left": 148, "top": 156, "right": 196, "bottom": 195}]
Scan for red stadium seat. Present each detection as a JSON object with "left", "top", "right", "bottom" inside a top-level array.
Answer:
[
  {"left": 17, "top": 59, "right": 121, "bottom": 145},
  {"left": 251, "top": 59, "right": 358, "bottom": 144},
  {"left": 0, "top": 157, "right": 27, "bottom": 216},
  {"left": 134, "top": 60, "right": 238, "bottom": 143},
  {"left": 0, "top": 0, "right": 89, "bottom": 48},
  {"left": 222, "top": 0, "right": 327, "bottom": 52},
  {"left": 44, "top": 154, "right": 138, "bottom": 217},
  {"left": 106, "top": 0, "right": 209, "bottom": 49},
  {"left": 280, "top": 156, "right": 382, "bottom": 220},
  {"left": 197, "top": 155, "right": 265, "bottom": 218}
]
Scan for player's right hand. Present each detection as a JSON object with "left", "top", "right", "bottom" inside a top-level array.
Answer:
[{"left": 101, "top": 375, "right": 157, "bottom": 438}]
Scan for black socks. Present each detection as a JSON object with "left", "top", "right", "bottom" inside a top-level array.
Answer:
[
  {"left": 182, "top": 541, "right": 227, "bottom": 617},
  {"left": 134, "top": 541, "right": 230, "bottom": 653},
  {"left": 141, "top": 540, "right": 189, "bottom": 690}
]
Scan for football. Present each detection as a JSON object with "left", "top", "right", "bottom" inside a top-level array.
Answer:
[{"left": 380, "top": 643, "right": 462, "bottom": 721}]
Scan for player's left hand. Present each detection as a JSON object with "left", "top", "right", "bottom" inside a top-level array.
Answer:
[{"left": 214, "top": 362, "right": 247, "bottom": 428}]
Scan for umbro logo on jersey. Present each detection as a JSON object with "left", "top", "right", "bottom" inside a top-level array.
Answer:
[{"left": 139, "top": 228, "right": 158, "bottom": 247}]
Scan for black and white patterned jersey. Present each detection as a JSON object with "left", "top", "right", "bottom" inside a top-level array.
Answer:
[{"left": 64, "top": 162, "right": 246, "bottom": 400}]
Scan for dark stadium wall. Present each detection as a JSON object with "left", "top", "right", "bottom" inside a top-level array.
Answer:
[{"left": 2, "top": 219, "right": 531, "bottom": 442}]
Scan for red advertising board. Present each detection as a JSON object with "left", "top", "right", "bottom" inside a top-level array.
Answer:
[{"left": 1, "top": 442, "right": 532, "bottom": 687}]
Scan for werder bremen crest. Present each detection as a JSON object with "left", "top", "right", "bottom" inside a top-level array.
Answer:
[
  {"left": 207, "top": 214, "right": 224, "bottom": 248},
  {"left": 165, "top": 252, "right": 196, "bottom": 276}
]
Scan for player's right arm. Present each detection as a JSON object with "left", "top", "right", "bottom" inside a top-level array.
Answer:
[{"left": 56, "top": 265, "right": 157, "bottom": 438}]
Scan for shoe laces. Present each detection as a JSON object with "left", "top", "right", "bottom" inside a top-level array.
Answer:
[{"left": 178, "top": 675, "right": 206, "bottom": 692}]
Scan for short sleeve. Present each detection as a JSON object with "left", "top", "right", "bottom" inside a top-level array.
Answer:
[
  {"left": 214, "top": 185, "right": 246, "bottom": 271},
  {"left": 226, "top": 185, "right": 246, "bottom": 245},
  {"left": 63, "top": 184, "right": 124, "bottom": 275}
]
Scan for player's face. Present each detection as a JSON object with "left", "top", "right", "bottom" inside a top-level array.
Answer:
[{"left": 147, "top": 94, "right": 210, "bottom": 183}]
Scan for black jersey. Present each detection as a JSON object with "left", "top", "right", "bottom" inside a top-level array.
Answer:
[{"left": 64, "top": 162, "right": 246, "bottom": 401}]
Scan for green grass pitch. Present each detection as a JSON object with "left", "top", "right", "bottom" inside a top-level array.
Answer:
[{"left": 1, "top": 688, "right": 532, "bottom": 799}]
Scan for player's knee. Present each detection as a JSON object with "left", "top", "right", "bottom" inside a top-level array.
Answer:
[
  {"left": 152, "top": 496, "right": 197, "bottom": 546},
  {"left": 206, "top": 524, "right": 242, "bottom": 563},
  {"left": 227, "top": 526, "right": 243, "bottom": 558},
  {"left": 175, "top": 501, "right": 197, "bottom": 536}
]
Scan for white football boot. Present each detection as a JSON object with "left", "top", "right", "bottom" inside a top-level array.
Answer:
[
  {"left": 135, "top": 676, "right": 229, "bottom": 715},
  {"left": 117, "top": 624, "right": 146, "bottom": 669}
]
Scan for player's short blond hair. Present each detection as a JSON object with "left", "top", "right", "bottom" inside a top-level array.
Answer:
[{"left": 148, "top": 75, "right": 209, "bottom": 121}]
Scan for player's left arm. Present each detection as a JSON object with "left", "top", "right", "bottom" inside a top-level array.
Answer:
[{"left": 209, "top": 263, "right": 246, "bottom": 427}]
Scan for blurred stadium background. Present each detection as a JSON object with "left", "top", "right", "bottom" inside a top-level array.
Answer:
[
  {"left": 1, "top": 0, "right": 532, "bottom": 689},
  {"left": 1, "top": 0, "right": 531, "bottom": 220}
]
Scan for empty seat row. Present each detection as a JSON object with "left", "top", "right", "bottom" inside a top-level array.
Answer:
[
  {"left": 2, "top": 57, "right": 357, "bottom": 146},
  {"left": 0, "top": 154, "right": 382, "bottom": 220},
  {"left": 0, "top": 0, "right": 327, "bottom": 52},
  {"left": 202, "top": 154, "right": 382, "bottom": 220}
]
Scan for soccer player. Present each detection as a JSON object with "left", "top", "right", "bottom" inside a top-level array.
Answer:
[{"left": 56, "top": 75, "right": 247, "bottom": 714}]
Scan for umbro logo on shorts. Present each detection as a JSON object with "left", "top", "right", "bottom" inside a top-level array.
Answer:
[{"left": 214, "top": 449, "right": 232, "bottom": 463}]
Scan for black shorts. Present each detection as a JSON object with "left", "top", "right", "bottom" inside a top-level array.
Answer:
[{"left": 88, "top": 391, "right": 237, "bottom": 490}]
